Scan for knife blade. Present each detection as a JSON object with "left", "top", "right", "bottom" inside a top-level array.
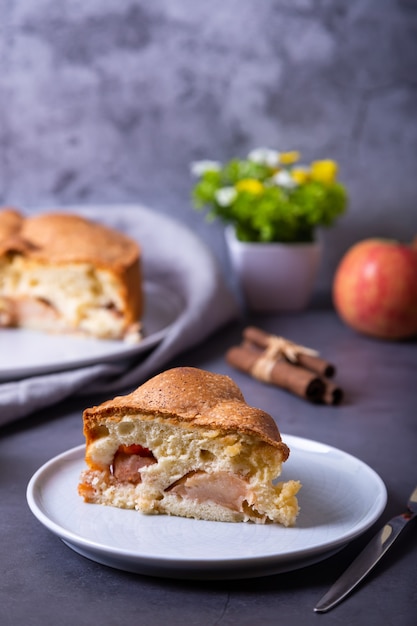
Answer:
[{"left": 314, "top": 496, "right": 417, "bottom": 613}]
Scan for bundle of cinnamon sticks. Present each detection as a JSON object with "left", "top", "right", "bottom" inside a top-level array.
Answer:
[{"left": 226, "top": 326, "right": 343, "bottom": 405}]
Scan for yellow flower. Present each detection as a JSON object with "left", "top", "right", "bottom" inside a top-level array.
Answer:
[
  {"left": 310, "top": 160, "right": 338, "bottom": 184},
  {"left": 279, "top": 151, "right": 301, "bottom": 165},
  {"left": 291, "top": 167, "right": 310, "bottom": 185},
  {"left": 236, "top": 178, "right": 264, "bottom": 195}
]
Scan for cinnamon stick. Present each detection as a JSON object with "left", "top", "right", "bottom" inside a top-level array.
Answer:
[
  {"left": 322, "top": 380, "right": 344, "bottom": 406},
  {"left": 226, "top": 343, "right": 325, "bottom": 403},
  {"left": 243, "top": 326, "right": 336, "bottom": 377}
]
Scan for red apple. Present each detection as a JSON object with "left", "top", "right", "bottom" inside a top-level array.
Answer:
[{"left": 332, "top": 238, "right": 417, "bottom": 340}]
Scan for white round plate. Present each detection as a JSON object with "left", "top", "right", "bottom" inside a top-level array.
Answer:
[
  {"left": 26, "top": 435, "right": 387, "bottom": 580},
  {"left": 0, "top": 281, "right": 183, "bottom": 381}
]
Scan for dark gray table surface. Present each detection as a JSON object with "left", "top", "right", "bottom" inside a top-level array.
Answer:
[{"left": 1, "top": 309, "right": 416, "bottom": 626}]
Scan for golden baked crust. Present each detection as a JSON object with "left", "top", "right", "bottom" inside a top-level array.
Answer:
[
  {"left": 84, "top": 367, "right": 289, "bottom": 456},
  {"left": 0, "top": 207, "right": 143, "bottom": 339},
  {"left": 79, "top": 368, "right": 300, "bottom": 525},
  {"left": 0, "top": 208, "right": 25, "bottom": 253},
  {"left": 0, "top": 208, "right": 139, "bottom": 270}
]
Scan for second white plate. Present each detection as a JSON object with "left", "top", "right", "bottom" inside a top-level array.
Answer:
[
  {"left": 26, "top": 435, "right": 387, "bottom": 580},
  {"left": 1, "top": 281, "right": 183, "bottom": 381}
]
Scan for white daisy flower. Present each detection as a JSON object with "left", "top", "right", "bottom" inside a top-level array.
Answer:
[
  {"left": 190, "top": 160, "right": 221, "bottom": 177},
  {"left": 247, "top": 147, "right": 281, "bottom": 168},
  {"left": 215, "top": 186, "right": 237, "bottom": 207},
  {"left": 272, "top": 170, "right": 298, "bottom": 189}
]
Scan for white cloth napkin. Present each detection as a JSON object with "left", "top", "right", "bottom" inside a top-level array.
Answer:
[{"left": 0, "top": 204, "right": 238, "bottom": 425}]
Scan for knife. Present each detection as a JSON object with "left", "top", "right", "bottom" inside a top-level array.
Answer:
[{"left": 314, "top": 485, "right": 417, "bottom": 613}]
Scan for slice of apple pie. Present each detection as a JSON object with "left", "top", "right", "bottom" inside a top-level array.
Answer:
[{"left": 78, "top": 367, "right": 301, "bottom": 525}]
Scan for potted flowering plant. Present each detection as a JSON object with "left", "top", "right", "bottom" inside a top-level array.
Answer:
[
  {"left": 190, "top": 148, "right": 348, "bottom": 311},
  {"left": 191, "top": 147, "right": 347, "bottom": 243}
]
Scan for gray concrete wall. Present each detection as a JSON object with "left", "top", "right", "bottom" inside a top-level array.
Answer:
[{"left": 1, "top": 0, "right": 416, "bottom": 297}]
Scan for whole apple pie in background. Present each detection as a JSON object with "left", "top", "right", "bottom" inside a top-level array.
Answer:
[
  {"left": 78, "top": 367, "right": 301, "bottom": 525},
  {"left": 0, "top": 208, "right": 143, "bottom": 341}
]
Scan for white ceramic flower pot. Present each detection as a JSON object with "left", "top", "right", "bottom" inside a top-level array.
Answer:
[{"left": 225, "top": 226, "right": 322, "bottom": 312}]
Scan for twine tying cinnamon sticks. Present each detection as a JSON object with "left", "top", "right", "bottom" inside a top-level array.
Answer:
[{"left": 226, "top": 326, "right": 343, "bottom": 405}]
